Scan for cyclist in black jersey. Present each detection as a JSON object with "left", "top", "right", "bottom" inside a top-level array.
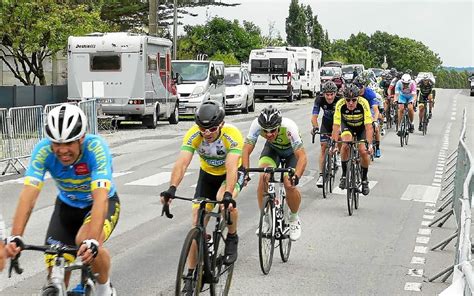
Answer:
[
  {"left": 417, "top": 74, "right": 435, "bottom": 130},
  {"left": 311, "top": 81, "right": 342, "bottom": 187}
]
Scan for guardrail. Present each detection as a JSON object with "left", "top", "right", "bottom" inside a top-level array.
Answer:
[
  {"left": 0, "top": 100, "right": 98, "bottom": 175},
  {"left": 428, "top": 108, "right": 474, "bottom": 295}
]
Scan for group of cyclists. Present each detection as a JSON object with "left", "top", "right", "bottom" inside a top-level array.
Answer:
[{"left": 0, "top": 66, "right": 436, "bottom": 294}]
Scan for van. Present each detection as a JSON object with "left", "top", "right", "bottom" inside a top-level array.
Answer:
[
  {"left": 67, "top": 32, "right": 179, "bottom": 128},
  {"left": 224, "top": 66, "right": 255, "bottom": 113},
  {"left": 249, "top": 47, "right": 302, "bottom": 102},
  {"left": 287, "top": 46, "right": 322, "bottom": 97},
  {"left": 171, "top": 60, "right": 225, "bottom": 116}
]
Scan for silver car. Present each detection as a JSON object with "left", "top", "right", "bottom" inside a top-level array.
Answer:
[{"left": 224, "top": 67, "right": 255, "bottom": 113}]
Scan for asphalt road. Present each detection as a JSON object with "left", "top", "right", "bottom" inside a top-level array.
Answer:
[{"left": 0, "top": 89, "right": 473, "bottom": 295}]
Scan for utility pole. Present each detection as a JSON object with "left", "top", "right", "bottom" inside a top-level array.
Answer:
[
  {"left": 149, "top": 0, "right": 158, "bottom": 35},
  {"left": 173, "top": 0, "right": 178, "bottom": 59}
]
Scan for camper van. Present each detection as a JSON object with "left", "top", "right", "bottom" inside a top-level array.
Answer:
[
  {"left": 67, "top": 32, "right": 179, "bottom": 128},
  {"left": 171, "top": 60, "right": 225, "bottom": 116},
  {"left": 287, "top": 46, "right": 322, "bottom": 97},
  {"left": 249, "top": 47, "right": 302, "bottom": 102}
]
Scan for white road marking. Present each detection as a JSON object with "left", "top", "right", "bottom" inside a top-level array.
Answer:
[
  {"left": 400, "top": 185, "right": 441, "bottom": 203},
  {"left": 423, "top": 214, "right": 435, "bottom": 220},
  {"left": 330, "top": 181, "right": 377, "bottom": 195},
  {"left": 125, "top": 172, "right": 191, "bottom": 186},
  {"left": 404, "top": 282, "right": 422, "bottom": 292},
  {"left": 425, "top": 203, "right": 436, "bottom": 207},
  {"left": 407, "top": 269, "right": 424, "bottom": 277},
  {"left": 416, "top": 236, "right": 430, "bottom": 244},
  {"left": 411, "top": 257, "right": 426, "bottom": 264},
  {"left": 421, "top": 221, "right": 431, "bottom": 226},
  {"left": 424, "top": 209, "right": 436, "bottom": 214},
  {"left": 432, "top": 183, "right": 441, "bottom": 187},
  {"left": 414, "top": 246, "right": 428, "bottom": 254},
  {"left": 418, "top": 228, "right": 431, "bottom": 236}
]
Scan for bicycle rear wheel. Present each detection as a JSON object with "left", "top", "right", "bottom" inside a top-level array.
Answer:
[
  {"left": 176, "top": 228, "right": 203, "bottom": 296},
  {"left": 279, "top": 194, "right": 292, "bottom": 262},
  {"left": 329, "top": 154, "right": 337, "bottom": 193},
  {"left": 399, "top": 119, "right": 405, "bottom": 147},
  {"left": 346, "top": 159, "right": 354, "bottom": 216},
  {"left": 404, "top": 116, "right": 410, "bottom": 145},
  {"left": 210, "top": 221, "right": 234, "bottom": 296},
  {"left": 422, "top": 110, "right": 428, "bottom": 136},
  {"left": 258, "top": 195, "right": 275, "bottom": 275},
  {"left": 354, "top": 162, "right": 361, "bottom": 210}
]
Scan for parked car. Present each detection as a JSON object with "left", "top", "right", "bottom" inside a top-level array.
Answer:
[
  {"left": 368, "top": 68, "right": 384, "bottom": 78},
  {"left": 320, "top": 67, "right": 342, "bottom": 84},
  {"left": 323, "top": 60, "right": 343, "bottom": 68},
  {"left": 224, "top": 66, "right": 255, "bottom": 113},
  {"left": 341, "top": 64, "right": 365, "bottom": 83}
]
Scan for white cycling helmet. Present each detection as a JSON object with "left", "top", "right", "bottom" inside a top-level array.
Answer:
[
  {"left": 45, "top": 104, "right": 87, "bottom": 143},
  {"left": 401, "top": 74, "right": 411, "bottom": 83}
]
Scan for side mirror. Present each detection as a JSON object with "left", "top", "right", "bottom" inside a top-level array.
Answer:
[
  {"left": 210, "top": 75, "right": 218, "bottom": 85},
  {"left": 173, "top": 73, "right": 183, "bottom": 85}
]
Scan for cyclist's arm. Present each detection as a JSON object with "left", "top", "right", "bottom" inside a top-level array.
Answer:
[
  {"left": 10, "top": 185, "right": 40, "bottom": 236},
  {"left": 88, "top": 188, "right": 109, "bottom": 241},
  {"left": 311, "top": 114, "right": 319, "bottom": 128},
  {"left": 365, "top": 123, "right": 374, "bottom": 145},
  {"left": 170, "top": 150, "right": 193, "bottom": 188},
  {"left": 242, "top": 143, "right": 255, "bottom": 169},
  {"left": 294, "top": 148, "right": 307, "bottom": 179},
  {"left": 224, "top": 153, "right": 240, "bottom": 194},
  {"left": 372, "top": 105, "right": 380, "bottom": 121}
]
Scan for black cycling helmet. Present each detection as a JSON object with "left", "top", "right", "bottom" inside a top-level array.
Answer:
[
  {"left": 343, "top": 84, "right": 360, "bottom": 99},
  {"left": 322, "top": 81, "right": 337, "bottom": 93},
  {"left": 390, "top": 68, "right": 397, "bottom": 76},
  {"left": 396, "top": 71, "right": 403, "bottom": 79},
  {"left": 258, "top": 105, "right": 282, "bottom": 130},
  {"left": 352, "top": 75, "right": 367, "bottom": 88},
  {"left": 195, "top": 100, "right": 225, "bottom": 129}
]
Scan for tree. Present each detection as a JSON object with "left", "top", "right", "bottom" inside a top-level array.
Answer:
[
  {"left": 304, "top": 5, "right": 313, "bottom": 45},
  {"left": 0, "top": 1, "right": 110, "bottom": 85},
  {"left": 177, "top": 17, "right": 263, "bottom": 62},
  {"left": 285, "top": 0, "right": 307, "bottom": 46},
  {"left": 262, "top": 21, "right": 286, "bottom": 47}
]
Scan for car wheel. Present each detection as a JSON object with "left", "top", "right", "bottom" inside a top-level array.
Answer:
[
  {"left": 242, "top": 96, "right": 249, "bottom": 114},
  {"left": 249, "top": 97, "right": 255, "bottom": 112}
]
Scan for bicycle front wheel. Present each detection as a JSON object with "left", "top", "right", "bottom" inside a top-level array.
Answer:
[
  {"left": 211, "top": 221, "right": 234, "bottom": 296},
  {"left": 346, "top": 160, "right": 354, "bottom": 216},
  {"left": 176, "top": 228, "right": 203, "bottom": 296},
  {"left": 41, "top": 284, "right": 59, "bottom": 296},
  {"left": 354, "top": 162, "right": 361, "bottom": 210},
  {"left": 279, "top": 194, "right": 292, "bottom": 262},
  {"left": 330, "top": 154, "right": 337, "bottom": 193},
  {"left": 322, "top": 150, "right": 331, "bottom": 199},
  {"left": 399, "top": 120, "right": 405, "bottom": 147},
  {"left": 258, "top": 195, "right": 275, "bottom": 275}
]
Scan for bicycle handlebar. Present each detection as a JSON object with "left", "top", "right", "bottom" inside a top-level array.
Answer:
[
  {"left": 246, "top": 167, "right": 295, "bottom": 174},
  {"left": 161, "top": 195, "right": 234, "bottom": 225},
  {"left": 9, "top": 244, "right": 79, "bottom": 278},
  {"left": 311, "top": 131, "right": 332, "bottom": 144}
]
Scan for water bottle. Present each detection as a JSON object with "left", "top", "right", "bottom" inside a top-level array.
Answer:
[{"left": 206, "top": 234, "right": 214, "bottom": 257}]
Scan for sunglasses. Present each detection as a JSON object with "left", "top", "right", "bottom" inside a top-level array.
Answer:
[
  {"left": 262, "top": 128, "right": 278, "bottom": 134},
  {"left": 345, "top": 98, "right": 358, "bottom": 102},
  {"left": 199, "top": 126, "right": 219, "bottom": 133}
]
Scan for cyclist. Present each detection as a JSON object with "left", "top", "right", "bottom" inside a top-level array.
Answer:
[
  {"left": 417, "top": 74, "right": 435, "bottom": 128},
  {"left": 5, "top": 104, "right": 119, "bottom": 296},
  {"left": 388, "top": 70, "right": 403, "bottom": 98},
  {"left": 242, "top": 106, "right": 307, "bottom": 241},
  {"left": 160, "top": 100, "right": 244, "bottom": 267},
  {"left": 395, "top": 73, "right": 417, "bottom": 135},
  {"left": 353, "top": 76, "right": 382, "bottom": 158},
  {"left": 332, "top": 84, "right": 374, "bottom": 195},
  {"left": 331, "top": 72, "right": 345, "bottom": 95},
  {"left": 311, "top": 81, "right": 342, "bottom": 187}
]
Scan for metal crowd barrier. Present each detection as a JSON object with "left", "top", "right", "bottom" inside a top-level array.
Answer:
[
  {"left": 0, "top": 100, "right": 98, "bottom": 175},
  {"left": 429, "top": 108, "right": 474, "bottom": 295}
]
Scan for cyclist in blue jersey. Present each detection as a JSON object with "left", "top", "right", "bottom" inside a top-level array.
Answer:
[
  {"left": 5, "top": 104, "right": 119, "bottom": 296},
  {"left": 395, "top": 74, "right": 417, "bottom": 135},
  {"left": 353, "top": 76, "right": 382, "bottom": 158}
]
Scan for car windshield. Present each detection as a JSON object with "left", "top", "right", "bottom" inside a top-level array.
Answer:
[
  {"left": 224, "top": 72, "right": 241, "bottom": 86},
  {"left": 321, "top": 68, "right": 335, "bottom": 76},
  {"left": 171, "top": 62, "right": 209, "bottom": 81},
  {"left": 342, "top": 66, "right": 354, "bottom": 74}
]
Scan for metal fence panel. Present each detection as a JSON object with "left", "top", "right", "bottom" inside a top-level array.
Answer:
[
  {"left": 0, "top": 108, "right": 9, "bottom": 161},
  {"left": 8, "top": 106, "right": 44, "bottom": 159},
  {"left": 78, "top": 100, "right": 98, "bottom": 135}
]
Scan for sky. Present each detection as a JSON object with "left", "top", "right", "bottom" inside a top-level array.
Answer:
[{"left": 177, "top": 0, "right": 474, "bottom": 67}]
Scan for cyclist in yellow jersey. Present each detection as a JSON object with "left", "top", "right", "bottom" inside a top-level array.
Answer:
[
  {"left": 332, "top": 84, "right": 374, "bottom": 195},
  {"left": 160, "top": 101, "right": 244, "bottom": 270}
]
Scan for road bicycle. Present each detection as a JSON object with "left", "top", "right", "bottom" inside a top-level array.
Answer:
[
  {"left": 420, "top": 100, "right": 430, "bottom": 136},
  {"left": 398, "top": 103, "right": 410, "bottom": 147},
  {"left": 246, "top": 165, "right": 294, "bottom": 275},
  {"left": 9, "top": 243, "right": 99, "bottom": 295},
  {"left": 312, "top": 132, "right": 338, "bottom": 199},
  {"left": 336, "top": 139, "right": 366, "bottom": 216},
  {"left": 162, "top": 196, "right": 234, "bottom": 296},
  {"left": 384, "top": 96, "right": 394, "bottom": 130}
]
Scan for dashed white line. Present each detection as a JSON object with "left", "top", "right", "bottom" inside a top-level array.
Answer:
[
  {"left": 404, "top": 282, "right": 422, "bottom": 292},
  {"left": 418, "top": 228, "right": 432, "bottom": 236},
  {"left": 421, "top": 220, "right": 431, "bottom": 226},
  {"left": 407, "top": 269, "right": 424, "bottom": 277},
  {"left": 411, "top": 257, "right": 426, "bottom": 264},
  {"left": 414, "top": 246, "right": 428, "bottom": 254},
  {"left": 416, "top": 236, "right": 430, "bottom": 244},
  {"left": 423, "top": 214, "right": 435, "bottom": 220},
  {"left": 424, "top": 209, "right": 436, "bottom": 214}
]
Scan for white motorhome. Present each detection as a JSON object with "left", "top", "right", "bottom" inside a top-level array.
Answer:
[
  {"left": 287, "top": 46, "right": 322, "bottom": 97},
  {"left": 67, "top": 32, "right": 179, "bottom": 128},
  {"left": 171, "top": 60, "right": 225, "bottom": 116},
  {"left": 249, "top": 47, "right": 302, "bottom": 102}
]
